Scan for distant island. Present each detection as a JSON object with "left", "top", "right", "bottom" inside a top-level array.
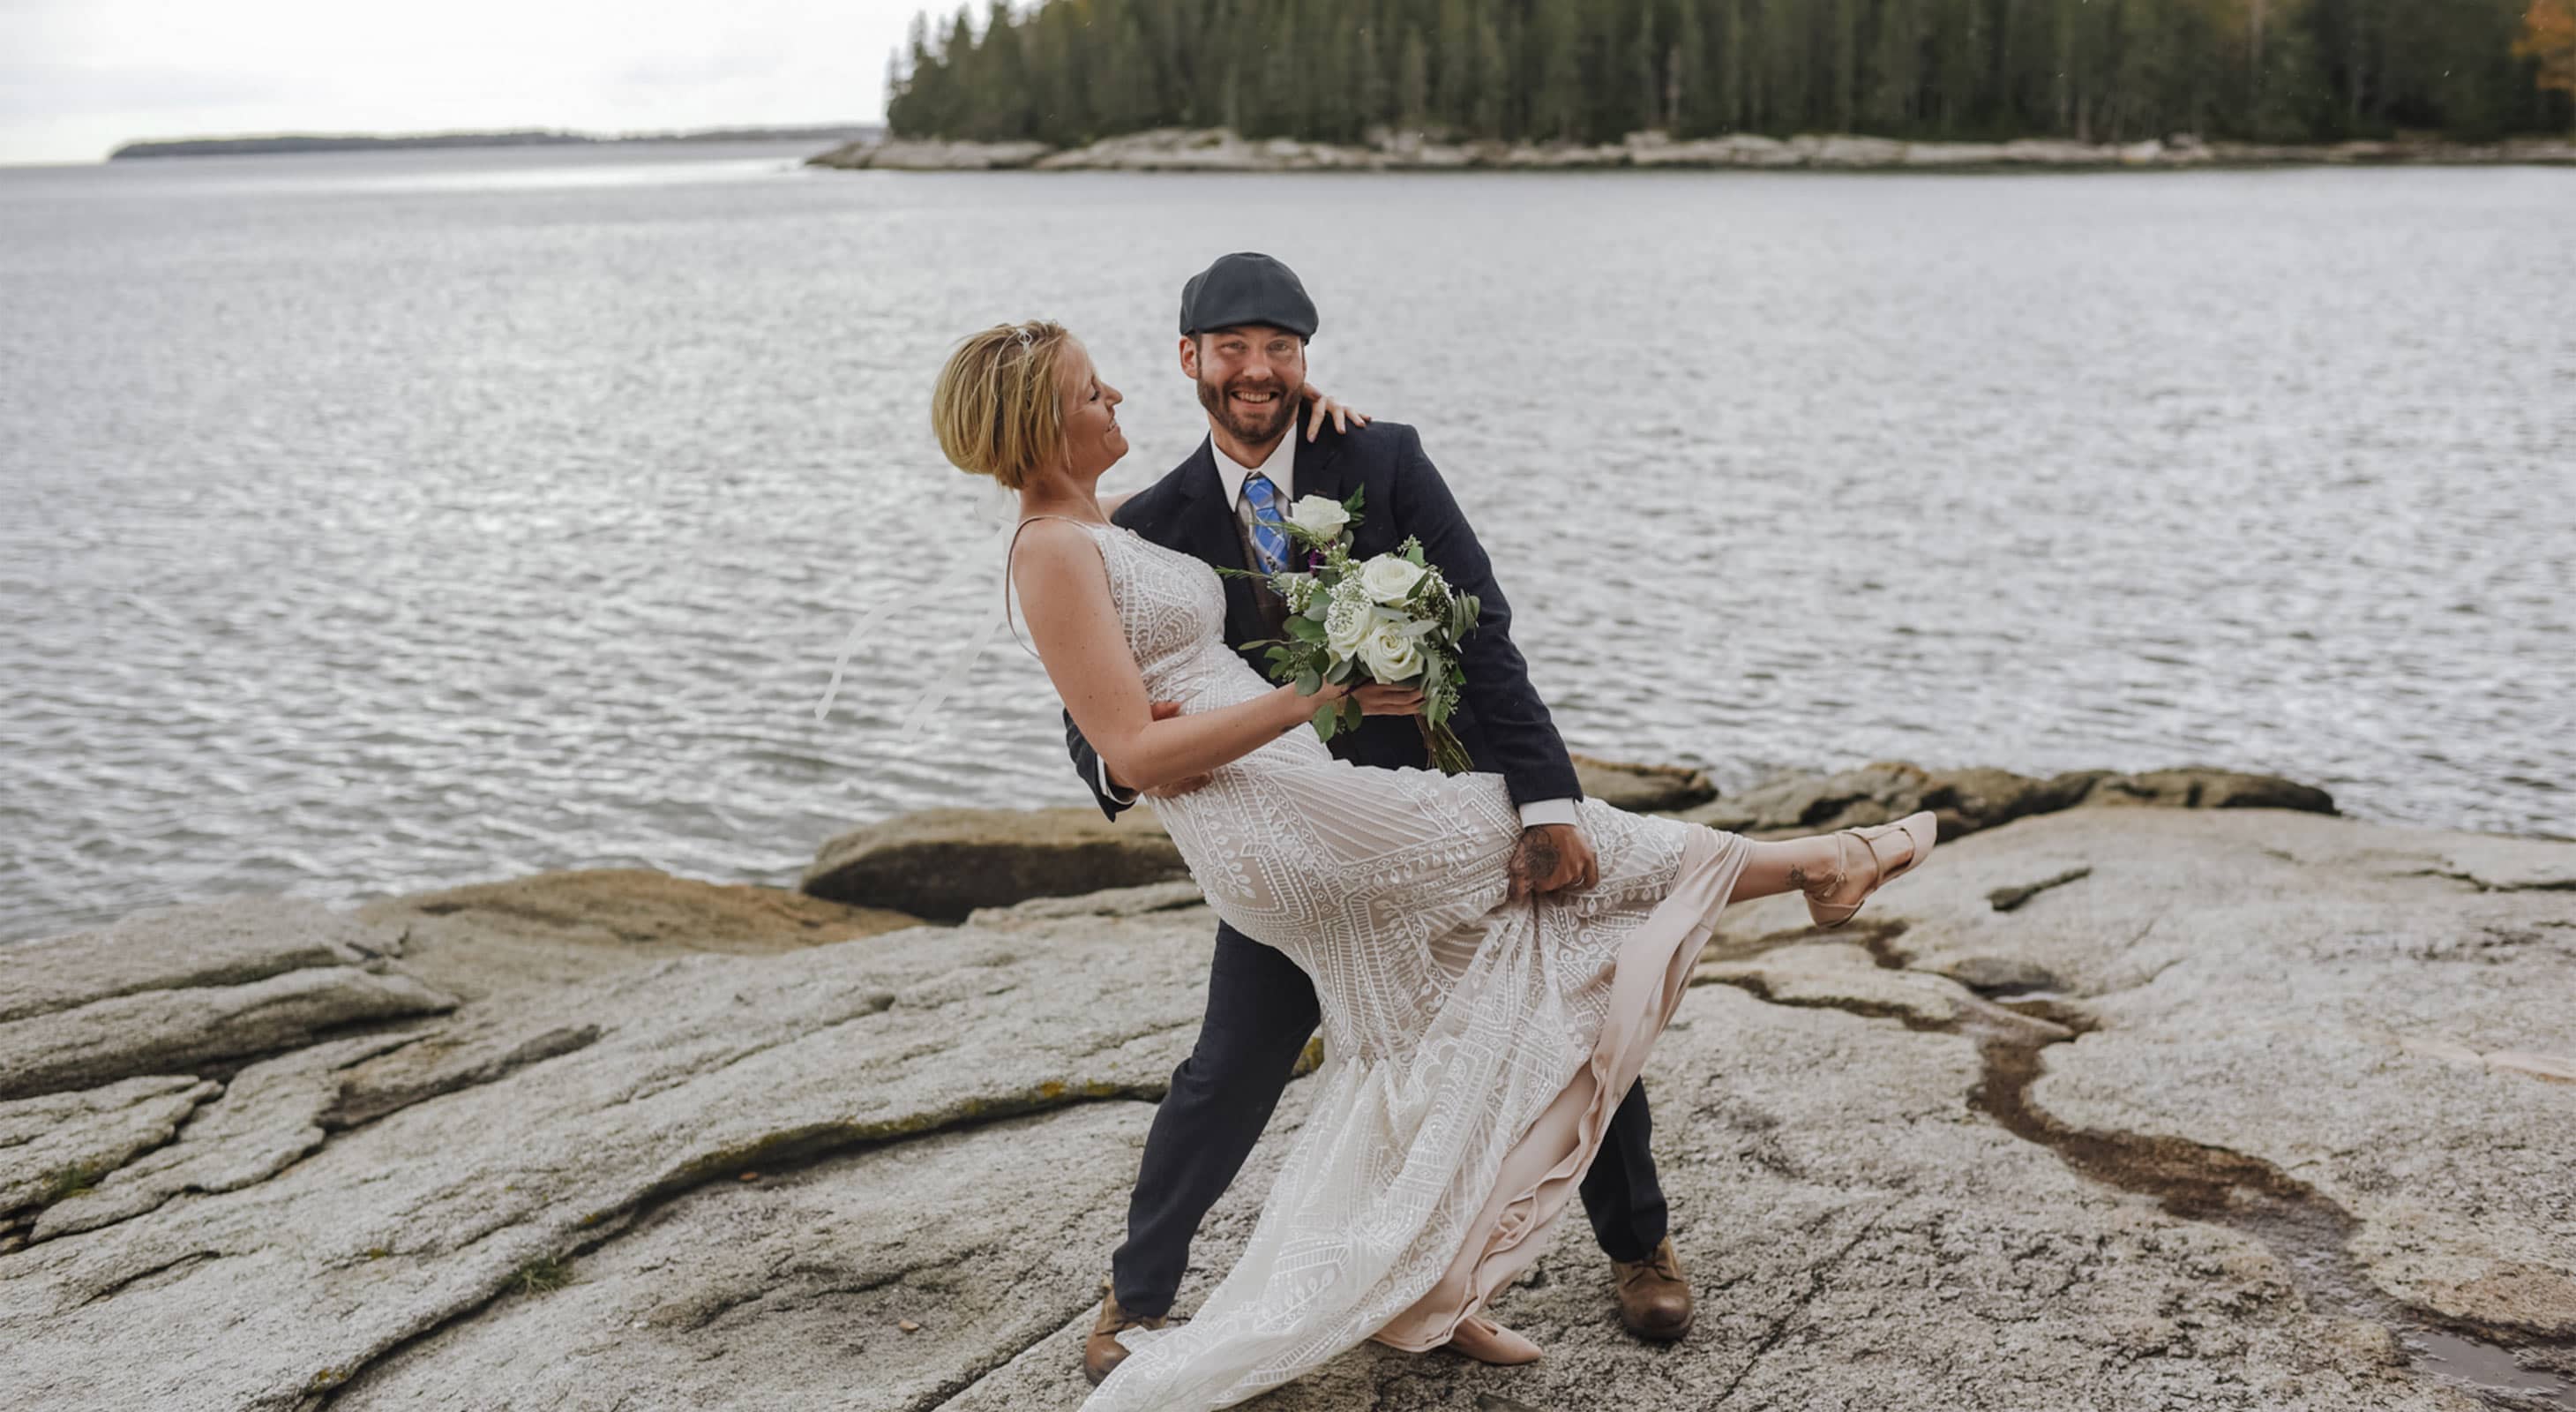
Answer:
[
  {"left": 883, "top": 0, "right": 2576, "bottom": 152},
  {"left": 109, "top": 124, "right": 884, "bottom": 161}
]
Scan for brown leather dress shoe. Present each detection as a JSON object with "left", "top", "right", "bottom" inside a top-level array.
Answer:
[
  {"left": 1083, "top": 1284, "right": 1166, "bottom": 1386},
  {"left": 1613, "top": 1237, "right": 1695, "bottom": 1341}
]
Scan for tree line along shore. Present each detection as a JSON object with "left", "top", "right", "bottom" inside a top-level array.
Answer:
[
  {"left": 883, "top": 0, "right": 2576, "bottom": 154},
  {"left": 810, "top": 123, "right": 2576, "bottom": 171}
]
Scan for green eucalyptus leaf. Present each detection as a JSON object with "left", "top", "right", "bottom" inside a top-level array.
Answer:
[{"left": 1294, "top": 669, "right": 1320, "bottom": 695}]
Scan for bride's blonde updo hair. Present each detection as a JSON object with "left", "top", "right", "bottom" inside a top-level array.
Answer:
[{"left": 931, "top": 320, "right": 1077, "bottom": 491}]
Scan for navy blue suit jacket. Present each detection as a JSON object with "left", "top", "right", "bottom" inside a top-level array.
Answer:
[{"left": 1065, "top": 420, "right": 1582, "bottom": 818}]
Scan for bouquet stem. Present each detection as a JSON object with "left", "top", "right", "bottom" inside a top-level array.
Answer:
[{"left": 1419, "top": 718, "right": 1476, "bottom": 776}]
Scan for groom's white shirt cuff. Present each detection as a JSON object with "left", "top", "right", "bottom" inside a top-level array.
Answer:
[
  {"left": 1099, "top": 757, "right": 1138, "bottom": 806},
  {"left": 1518, "top": 799, "right": 1580, "bottom": 829}
]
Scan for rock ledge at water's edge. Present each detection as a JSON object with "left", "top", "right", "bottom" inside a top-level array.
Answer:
[
  {"left": 797, "top": 759, "right": 2333, "bottom": 918},
  {"left": 3, "top": 768, "right": 2571, "bottom": 1412}
]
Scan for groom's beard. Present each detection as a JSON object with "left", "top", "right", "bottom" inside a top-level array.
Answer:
[{"left": 1197, "top": 373, "right": 1299, "bottom": 447}]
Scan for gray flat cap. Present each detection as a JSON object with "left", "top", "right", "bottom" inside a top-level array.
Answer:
[{"left": 1178, "top": 252, "right": 1318, "bottom": 341}]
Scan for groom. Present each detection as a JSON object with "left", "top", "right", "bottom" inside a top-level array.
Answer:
[{"left": 1066, "top": 252, "right": 1693, "bottom": 1384}]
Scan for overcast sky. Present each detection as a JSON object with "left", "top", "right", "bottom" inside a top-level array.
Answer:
[{"left": 0, "top": 0, "right": 925, "bottom": 164}]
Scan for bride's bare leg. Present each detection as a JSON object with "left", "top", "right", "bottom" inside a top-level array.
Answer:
[
  {"left": 1724, "top": 836, "right": 1845, "bottom": 905},
  {"left": 1719, "top": 812, "right": 1939, "bottom": 924}
]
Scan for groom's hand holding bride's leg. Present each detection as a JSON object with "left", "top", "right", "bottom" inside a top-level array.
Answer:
[{"left": 1508, "top": 822, "right": 1599, "bottom": 903}]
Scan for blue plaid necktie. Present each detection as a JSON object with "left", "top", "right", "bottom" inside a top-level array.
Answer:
[{"left": 1241, "top": 473, "right": 1292, "bottom": 573}]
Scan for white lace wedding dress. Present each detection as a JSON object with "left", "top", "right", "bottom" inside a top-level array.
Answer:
[{"left": 1036, "top": 517, "right": 1751, "bottom": 1411}]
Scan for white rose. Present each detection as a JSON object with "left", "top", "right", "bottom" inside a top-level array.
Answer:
[
  {"left": 1325, "top": 594, "right": 1374, "bottom": 655},
  {"left": 1359, "top": 620, "right": 1426, "bottom": 682},
  {"left": 1356, "top": 553, "right": 1427, "bottom": 605},
  {"left": 1285, "top": 495, "right": 1350, "bottom": 542}
]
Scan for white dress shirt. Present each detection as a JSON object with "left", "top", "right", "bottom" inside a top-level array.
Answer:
[{"left": 1104, "top": 433, "right": 1580, "bottom": 832}]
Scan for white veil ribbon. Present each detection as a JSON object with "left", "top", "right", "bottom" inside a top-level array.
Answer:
[{"left": 812, "top": 494, "right": 1032, "bottom": 741}]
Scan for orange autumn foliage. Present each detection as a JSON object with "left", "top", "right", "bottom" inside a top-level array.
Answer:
[{"left": 2518, "top": 0, "right": 2576, "bottom": 96}]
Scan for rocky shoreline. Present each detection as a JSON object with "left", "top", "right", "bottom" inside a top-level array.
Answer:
[
  {"left": 4, "top": 761, "right": 2572, "bottom": 1411},
  {"left": 809, "top": 125, "right": 2576, "bottom": 174}
]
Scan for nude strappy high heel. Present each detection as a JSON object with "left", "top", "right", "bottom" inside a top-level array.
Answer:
[{"left": 1804, "top": 810, "right": 1939, "bottom": 929}]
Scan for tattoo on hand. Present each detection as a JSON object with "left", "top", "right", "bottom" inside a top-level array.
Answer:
[{"left": 1519, "top": 830, "right": 1561, "bottom": 882}]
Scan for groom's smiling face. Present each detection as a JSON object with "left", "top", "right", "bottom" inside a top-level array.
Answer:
[{"left": 1182, "top": 325, "right": 1306, "bottom": 448}]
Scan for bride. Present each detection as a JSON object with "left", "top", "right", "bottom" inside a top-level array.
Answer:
[{"left": 933, "top": 320, "right": 1937, "bottom": 1410}]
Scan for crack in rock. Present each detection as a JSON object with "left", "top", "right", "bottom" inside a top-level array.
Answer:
[
  {"left": 322, "top": 1023, "right": 603, "bottom": 1130},
  {"left": 33, "top": 1033, "right": 422, "bottom": 1242},
  {"left": 311, "top": 1100, "right": 1177, "bottom": 1412},
  {"left": 2417, "top": 869, "right": 2576, "bottom": 895},
  {"left": 306, "top": 1090, "right": 1164, "bottom": 1411},
  {"left": 1705, "top": 958, "right": 2575, "bottom": 1407},
  {"left": 1973, "top": 1024, "right": 2576, "bottom": 1408},
  {"left": 0, "top": 1077, "right": 223, "bottom": 1222},
  {"left": 67, "top": 1248, "right": 217, "bottom": 1310},
  {"left": 916, "top": 1294, "right": 1103, "bottom": 1412},
  {"left": 0, "top": 898, "right": 403, "bottom": 1026},
  {"left": 0, "top": 967, "right": 459, "bottom": 1102},
  {"left": 1987, "top": 867, "right": 2095, "bottom": 913},
  {"left": 1713, "top": 1205, "right": 1891, "bottom": 1404}
]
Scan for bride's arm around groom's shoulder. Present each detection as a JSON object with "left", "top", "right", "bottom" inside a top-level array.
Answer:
[
  {"left": 1013, "top": 517, "right": 1330, "bottom": 797},
  {"left": 1370, "top": 424, "right": 1584, "bottom": 812}
]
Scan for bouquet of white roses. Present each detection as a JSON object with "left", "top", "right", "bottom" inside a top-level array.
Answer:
[{"left": 1221, "top": 489, "right": 1481, "bottom": 774}]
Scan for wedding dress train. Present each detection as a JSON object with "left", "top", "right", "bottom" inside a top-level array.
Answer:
[{"left": 1037, "top": 517, "right": 1751, "bottom": 1412}]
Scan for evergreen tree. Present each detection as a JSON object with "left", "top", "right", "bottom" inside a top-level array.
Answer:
[
  {"left": 1359, "top": 26, "right": 1390, "bottom": 133},
  {"left": 1472, "top": 14, "right": 1510, "bottom": 136},
  {"left": 1400, "top": 27, "right": 1433, "bottom": 128},
  {"left": 1673, "top": 1, "right": 1712, "bottom": 135},
  {"left": 1869, "top": 0, "right": 1922, "bottom": 131},
  {"left": 1830, "top": 0, "right": 1860, "bottom": 131},
  {"left": 1715, "top": 0, "right": 1747, "bottom": 131},
  {"left": 1531, "top": 0, "right": 1585, "bottom": 139},
  {"left": 1434, "top": 0, "right": 1475, "bottom": 129},
  {"left": 1636, "top": 5, "right": 1665, "bottom": 134}
]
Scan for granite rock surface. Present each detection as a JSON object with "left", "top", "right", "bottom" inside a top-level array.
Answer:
[{"left": 3, "top": 807, "right": 2568, "bottom": 1411}]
